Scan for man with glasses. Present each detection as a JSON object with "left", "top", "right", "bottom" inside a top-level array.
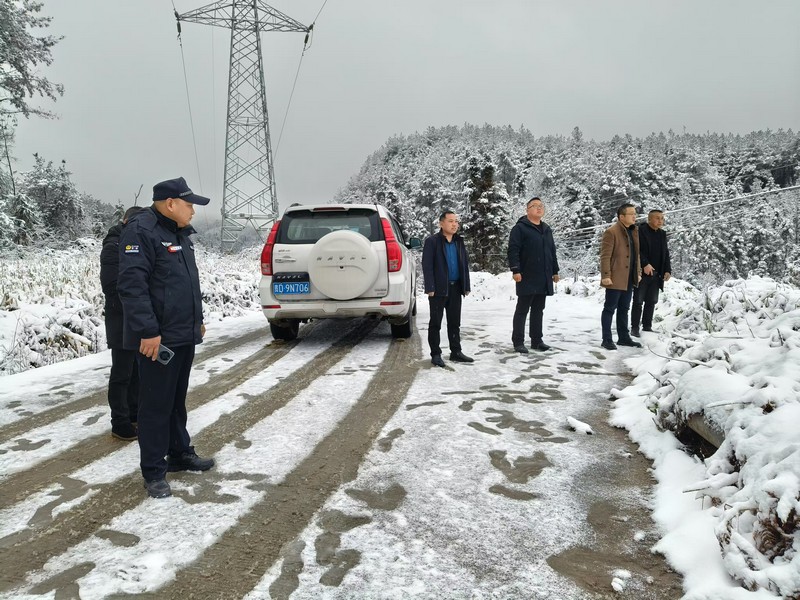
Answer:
[
  {"left": 599, "top": 203, "right": 642, "bottom": 350},
  {"left": 631, "top": 209, "right": 672, "bottom": 336},
  {"left": 507, "top": 197, "right": 560, "bottom": 353}
]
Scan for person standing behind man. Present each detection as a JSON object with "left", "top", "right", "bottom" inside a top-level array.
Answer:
[
  {"left": 100, "top": 206, "right": 144, "bottom": 441},
  {"left": 422, "top": 210, "right": 473, "bottom": 368},
  {"left": 507, "top": 197, "right": 560, "bottom": 353},
  {"left": 118, "top": 177, "right": 214, "bottom": 499},
  {"left": 631, "top": 209, "right": 671, "bottom": 336},
  {"left": 599, "top": 203, "right": 642, "bottom": 350}
]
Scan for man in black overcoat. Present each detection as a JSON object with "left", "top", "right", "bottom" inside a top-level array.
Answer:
[{"left": 507, "top": 197, "right": 560, "bottom": 353}]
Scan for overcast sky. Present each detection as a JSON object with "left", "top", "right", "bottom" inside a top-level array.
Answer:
[{"left": 13, "top": 0, "right": 800, "bottom": 224}]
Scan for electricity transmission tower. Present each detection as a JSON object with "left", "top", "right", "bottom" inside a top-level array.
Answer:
[{"left": 176, "top": 2, "right": 309, "bottom": 251}]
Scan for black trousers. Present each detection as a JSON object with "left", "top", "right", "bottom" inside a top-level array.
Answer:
[
  {"left": 108, "top": 348, "right": 139, "bottom": 427},
  {"left": 631, "top": 275, "right": 661, "bottom": 330},
  {"left": 512, "top": 294, "right": 547, "bottom": 346},
  {"left": 137, "top": 345, "right": 195, "bottom": 482},
  {"left": 428, "top": 281, "right": 463, "bottom": 357},
  {"left": 601, "top": 287, "right": 634, "bottom": 341}
]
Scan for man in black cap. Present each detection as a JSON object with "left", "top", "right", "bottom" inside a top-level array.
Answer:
[{"left": 118, "top": 177, "right": 214, "bottom": 499}]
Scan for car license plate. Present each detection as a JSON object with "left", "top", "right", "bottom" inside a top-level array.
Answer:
[{"left": 273, "top": 281, "right": 310, "bottom": 295}]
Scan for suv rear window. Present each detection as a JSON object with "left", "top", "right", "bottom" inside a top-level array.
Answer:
[{"left": 278, "top": 208, "right": 382, "bottom": 243}]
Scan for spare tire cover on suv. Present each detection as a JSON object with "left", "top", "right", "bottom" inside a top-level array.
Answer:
[{"left": 307, "top": 230, "right": 380, "bottom": 300}]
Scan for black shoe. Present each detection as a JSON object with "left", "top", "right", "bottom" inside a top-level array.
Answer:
[
  {"left": 531, "top": 342, "right": 551, "bottom": 352},
  {"left": 642, "top": 326, "right": 653, "bottom": 332},
  {"left": 601, "top": 340, "right": 617, "bottom": 350},
  {"left": 617, "top": 338, "right": 642, "bottom": 348},
  {"left": 630, "top": 328, "right": 640, "bottom": 337},
  {"left": 167, "top": 451, "right": 215, "bottom": 472},
  {"left": 111, "top": 423, "right": 137, "bottom": 441},
  {"left": 431, "top": 355, "right": 446, "bottom": 368},
  {"left": 144, "top": 478, "right": 171, "bottom": 498},
  {"left": 514, "top": 345, "right": 529, "bottom": 354},
  {"left": 449, "top": 351, "right": 474, "bottom": 363}
]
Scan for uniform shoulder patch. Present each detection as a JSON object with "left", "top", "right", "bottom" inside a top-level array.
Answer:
[{"left": 124, "top": 244, "right": 140, "bottom": 254}]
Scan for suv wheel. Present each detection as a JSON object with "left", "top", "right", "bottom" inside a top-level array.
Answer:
[
  {"left": 270, "top": 319, "right": 300, "bottom": 341},
  {"left": 390, "top": 293, "right": 415, "bottom": 339},
  {"left": 390, "top": 319, "right": 413, "bottom": 339}
]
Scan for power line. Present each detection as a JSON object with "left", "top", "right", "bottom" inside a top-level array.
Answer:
[
  {"left": 312, "top": 0, "right": 330, "bottom": 23},
  {"left": 274, "top": 0, "right": 330, "bottom": 161},
  {"left": 273, "top": 46, "right": 306, "bottom": 162},
  {"left": 175, "top": 13, "right": 204, "bottom": 194},
  {"left": 537, "top": 160, "right": 799, "bottom": 212},
  {"left": 553, "top": 184, "right": 800, "bottom": 239}
]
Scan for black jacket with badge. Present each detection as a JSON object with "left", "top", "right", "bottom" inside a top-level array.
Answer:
[
  {"left": 638, "top": 223, "right": 672, "bottom": 290},
  {"left": 117, "top": 206, "right": 204, "bottom": 350},
  {"left": 100, "top": 223, "right": 126, "bottom": 348},
  {"left": 507, "top": 216, "right": 559, "bottom": 296}
]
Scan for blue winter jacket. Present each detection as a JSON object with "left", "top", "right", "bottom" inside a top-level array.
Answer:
[{"left": 117, "top": 206, "right": 204, "bottom": 350}]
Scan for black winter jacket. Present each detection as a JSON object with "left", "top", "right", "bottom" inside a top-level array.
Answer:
[
  {"left": 638, "top": 223, "right": 672, "bottom": 290},
  {"left": 100, "top": 223, "right": 125, "bottom": 348},
  {"left": 421, "top": 231, "right": 471, "bottom": 297},
  {"left": 117, "top": 207, "right": 204, "bottom": 350},
  {"left": 507, "top": 217, "right": 559, "bottom": 296}
]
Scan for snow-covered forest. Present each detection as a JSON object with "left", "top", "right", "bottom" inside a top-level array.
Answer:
[
  {"left": 337, "top": 125, "right": 800, "bottom": 284},
  {"left": 2, "top": 123, "right": 799, "bottom": 377},
  {"left": 0, "top": 152, "right": 124, "bottom": 244}
]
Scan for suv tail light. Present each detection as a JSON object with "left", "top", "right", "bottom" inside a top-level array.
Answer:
[
  {"left": 260, "top": 221, "right": 281, "bottom": 276},
  {"left": 381, "top": 218, "right": 402, "bottom": 272}
]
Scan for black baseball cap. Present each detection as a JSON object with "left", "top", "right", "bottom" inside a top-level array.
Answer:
[{"left": 152, "top": 177, "right": 210, "bottom": 205}]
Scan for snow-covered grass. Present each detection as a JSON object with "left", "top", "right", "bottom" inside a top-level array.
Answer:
[
  {"left": 0, "top": 242, "right": 261, "bottom": 374},
  {"left": 2, "top": 243, "right": 800, "bottom": 596}
]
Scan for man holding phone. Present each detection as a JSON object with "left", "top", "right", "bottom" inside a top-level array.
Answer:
[{"left": 118, "top": 177, "right": 214, "bottom": 499}]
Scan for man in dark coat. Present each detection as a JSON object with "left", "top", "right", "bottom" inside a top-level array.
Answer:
[
  {"left": 421, "top": 210, "right": 473, "bottom": 368},
  {"left": 631, "top": 209, "right": 672, "bottom": 336},
  {"left": 599, "top": 203, "right": 642, "bottom": 350},
  {"left": 507, "top": 197, "right": 560, "bottom": 353},
  {"left": 100, "top": 206, "right": 144, "bottom": 441},
  {"left": 118, "top": 177, "right": 214, "bottom": 499}
]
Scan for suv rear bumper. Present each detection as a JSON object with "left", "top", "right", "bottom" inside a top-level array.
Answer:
[
  {"left": 262, "top": 299, "right": 409, "bottom": 321},
  {"left": 260, "top": 279, "right": 411, "bottom": 321}
]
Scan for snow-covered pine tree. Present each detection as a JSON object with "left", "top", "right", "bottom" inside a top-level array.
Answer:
[
  {"left": 460, "top": 152, "right": 510, "bottom": 273},
  {"left": 20, "top": 155, "right": 85, "bottom": 241},
  {"left": 7, "top": 191, "right": 42, "bottom": 245}
]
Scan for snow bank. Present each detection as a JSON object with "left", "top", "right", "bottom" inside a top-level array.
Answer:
[
  {"left": 618, "top": 277, "right": 800, "bottom": 597},
  {"left": 0, "top": 244, "right": 262, "bottom": 374}
]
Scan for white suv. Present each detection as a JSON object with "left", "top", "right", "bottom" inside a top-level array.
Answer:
[{"left": 259, "top": 204, "right": 421, "bottom": 340}]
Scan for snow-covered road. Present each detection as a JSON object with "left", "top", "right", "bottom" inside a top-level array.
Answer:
[{"left": 0, "top": 281, "right": 710, "bottom": 599}]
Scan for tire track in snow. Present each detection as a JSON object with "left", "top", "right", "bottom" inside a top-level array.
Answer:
[
  {"left": 156, "top": 328, "right": 422, "bottom": 599},
  {"left": 0, "top": 319, "right": 381, "bottom": 592},
  {"left": 0, "top": 328, "right": 294, "bottom": 510}
]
